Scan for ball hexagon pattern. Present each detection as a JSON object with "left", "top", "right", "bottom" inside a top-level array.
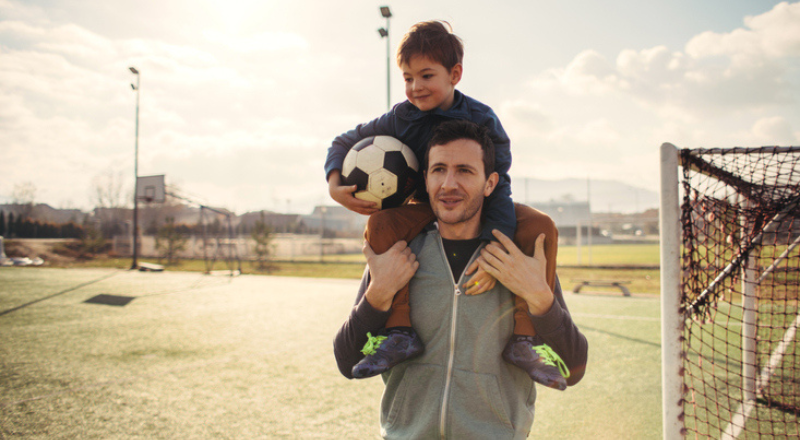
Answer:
[{"left": 341, "top": 136, "right": 420, "bottom": 210}]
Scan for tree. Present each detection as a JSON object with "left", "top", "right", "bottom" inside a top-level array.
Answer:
[
  {"left": 0, "top": 211, "right": 5, "bottom": 236},
  {"left": 91, "top": 170, "right": 129, "bottom": 239},
  {"left": 251, "top": 211, "right": 273, "bottom": 271},
  {"left": 155, "top": 216, "right": 188, "bottom": 265},
  {"left": 12, "top": 181, "right": 37, "bottom": 220}
]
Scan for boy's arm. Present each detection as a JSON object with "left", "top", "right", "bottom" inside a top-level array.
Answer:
[
  {"left": 479, "top": 108, "right": 514, "bottom": 241},
  {"left": 324, "top": 112, "right": 397, "bottom": 181}
]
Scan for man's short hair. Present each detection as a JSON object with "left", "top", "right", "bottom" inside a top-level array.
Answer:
[
  {"left": 396, "top": 21, "right": 464, "bottom": 72},
  {"left": 425, "top": 120, "right": 495, "bottom": 177}
]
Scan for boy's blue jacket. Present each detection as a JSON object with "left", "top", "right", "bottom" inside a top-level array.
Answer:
[{"left": 325, "top": 90, "right": 516, "bottom": 240}]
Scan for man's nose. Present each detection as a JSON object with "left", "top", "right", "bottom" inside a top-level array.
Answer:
[{"left": 442, "top": 170, "right": 458, "bottom": 189}]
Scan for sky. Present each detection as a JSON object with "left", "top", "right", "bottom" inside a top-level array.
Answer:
[{"left": 1, "top": 0, "right": 798, "bottom": 215}]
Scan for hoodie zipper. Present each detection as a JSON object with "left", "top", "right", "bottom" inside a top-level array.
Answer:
[{"left": 437, "top": 233, "right": 484, "bottom": 439}]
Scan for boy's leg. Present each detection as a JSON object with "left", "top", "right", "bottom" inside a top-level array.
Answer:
[
  {"left": 503, "top": 203, "right": 568, "bottom": 390},
  {"left": 511, "top": 203, "right": 558, "bottom": 336},
  {"left": 363, "top": 203, "right": 435, "bottom": 328},
  {"left": 351, "top": 203, "right": 435, "bottom": 379}
]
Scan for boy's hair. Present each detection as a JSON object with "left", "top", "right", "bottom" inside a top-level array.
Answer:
[
  {"left": 396, "top": 21, "right": 464, "bottom": 71},
  {"left": 425, "top": 120, "right": 495, "bottom": 177}
]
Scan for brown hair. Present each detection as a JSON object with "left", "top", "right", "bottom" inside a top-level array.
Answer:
[
  {"left": 425, "top": 120, "right": 495, "bottom": 177},
  {"left": 396, "top": 21, "right": 464, "bottom": 71}
]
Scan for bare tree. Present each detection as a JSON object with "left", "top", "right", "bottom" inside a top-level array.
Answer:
[
  {"left": 91, "top": 170, "right": 128, "bottom": 210},
  {"left": 11, "top": 181, "right": 37, "bottom": 219},
  {"left": 91, "top": 170, "right": 129, "bottom": 238}
]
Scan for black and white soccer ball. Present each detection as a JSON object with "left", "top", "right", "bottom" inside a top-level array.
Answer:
[{"left": 341, "top": 136, "right": 420, "bottom": 210}]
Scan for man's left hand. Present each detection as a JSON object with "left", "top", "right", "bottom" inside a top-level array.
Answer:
[{"left": 475, "top": 230, "right": 554, "bottom": 316}]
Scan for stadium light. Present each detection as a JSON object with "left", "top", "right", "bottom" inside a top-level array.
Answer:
[
  {"left": 129, "top": 66, "right": 140, "bottom": 270},
  {"left": 378, "top": 6, "right": 392, "bottom": 110}
]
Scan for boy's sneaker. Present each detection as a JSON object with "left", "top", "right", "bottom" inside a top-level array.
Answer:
[
  {"left": 351, "top": 328, "right": 424, "bottom": 379},
  {"left": 502, "top": 335, "right": 569, "bottom": 391}
]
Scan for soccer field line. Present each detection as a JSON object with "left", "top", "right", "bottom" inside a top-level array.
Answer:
[
  {"left": 572, "top": 312, "right": 660, "bottom": 322},
  {"left": 720, "top": 311, "right": 800, "bottom": 440}
]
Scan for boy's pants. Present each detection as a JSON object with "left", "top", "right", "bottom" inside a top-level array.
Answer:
[{"left": 364, "top": 203, "right": 558, "bottom": 337}]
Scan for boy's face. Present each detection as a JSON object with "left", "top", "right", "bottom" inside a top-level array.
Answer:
[{"left": 401, "top": 55, "right": 462, "bottom": 112}]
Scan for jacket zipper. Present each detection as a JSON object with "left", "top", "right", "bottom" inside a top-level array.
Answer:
[{"left": 437, "top": 233, "right": 484, "bottom": 439}]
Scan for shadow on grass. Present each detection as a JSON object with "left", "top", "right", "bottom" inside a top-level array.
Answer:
[
  {"left": 0, "top": 271, "right": 120, "bottom": 317},
  {"left": 580, "top": 324, "right": 661, "bottom": 349}
]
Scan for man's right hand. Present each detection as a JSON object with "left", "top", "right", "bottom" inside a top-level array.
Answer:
[
  {"left": 363, "top": 241, "right": 419, "bottom": 312},
  {"left": 328, "top": 170, "right": 379, "bottom": 215}
]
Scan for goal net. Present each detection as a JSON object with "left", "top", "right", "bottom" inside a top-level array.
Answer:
[{"left": 661, "top": 144, "right": 800, "bottom": 439}]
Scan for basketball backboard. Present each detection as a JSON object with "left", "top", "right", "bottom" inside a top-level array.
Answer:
[{"left": 136, "top": 175, "right": 166, "bottom": 203}]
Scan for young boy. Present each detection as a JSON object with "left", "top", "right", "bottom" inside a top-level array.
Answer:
[{"left": 326, "top": 21, "right": 568, "bottom": 390}]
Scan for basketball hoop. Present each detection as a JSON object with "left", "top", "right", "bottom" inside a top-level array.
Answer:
[{"left": 136, "top": 175, "right": 166, "bottom": 203}]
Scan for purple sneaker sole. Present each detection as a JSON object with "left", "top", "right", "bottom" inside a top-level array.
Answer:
[
  {"left": 352, "top": 329, "right": 425, "bottom": 379},
  {"left": 502, "top": 336, "right": 567, "bottom": 391}
]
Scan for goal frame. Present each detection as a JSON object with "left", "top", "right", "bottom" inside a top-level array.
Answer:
[{"left": 660, "top": 142, "right": 800, "bottom": 439}]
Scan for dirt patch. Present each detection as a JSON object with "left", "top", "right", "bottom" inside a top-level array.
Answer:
[{"left": 4, "top": 239, "right": 84, "bottom": 265}]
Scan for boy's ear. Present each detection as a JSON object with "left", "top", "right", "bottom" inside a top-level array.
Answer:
[{"left": 449, "top": 63, "right": 463, "bottom": 85}]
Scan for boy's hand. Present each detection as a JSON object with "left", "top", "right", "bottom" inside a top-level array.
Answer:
[
  {"left": 463, "top": 260, "right": 496, "bottom": 295},
  {"left": 328, "top": 170, "right": 379, "bottom": 215}
]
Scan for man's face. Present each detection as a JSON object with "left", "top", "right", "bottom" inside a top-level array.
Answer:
[
  {"left": 425, "top": 138, "right": 498, "bottom": 233},
  {"left": 401, "top": 55, "right": 462, "bottom": 112}
]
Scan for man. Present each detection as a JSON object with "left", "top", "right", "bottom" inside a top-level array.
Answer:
[{"left": 333, "top": 120, "right": 588, "bottom": 439}]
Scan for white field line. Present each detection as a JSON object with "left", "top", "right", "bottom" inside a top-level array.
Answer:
[
  {"left": 720, "top": 312, "right": 800, "bottom": 440},
  {"left": 572, "top": 312, "right": 659, "bottom": 322}
]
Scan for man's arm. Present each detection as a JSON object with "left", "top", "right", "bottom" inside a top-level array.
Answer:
[
  {"left": 333, "top": 268, "right": 392, "bottom": 379},
  {"left": 528, "top": 276, "right": 588, "bottom": 386},
  {"left": 333, "top": 241, "right": 419, "bottom": 379}
]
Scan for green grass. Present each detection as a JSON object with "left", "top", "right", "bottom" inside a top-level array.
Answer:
[
  {"left": 558, "top": 243, "right": 660, "bottom": 266},
  {"left": 0, "top": 267, "right": 664, "bottom": 439}
]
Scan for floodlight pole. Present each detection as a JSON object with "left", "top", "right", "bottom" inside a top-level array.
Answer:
[
  {"left": 379, "top": 6, "right": 392, "bottom": 111},
  {"left": 129, "top": 66, "right": 140, "bottom": 270}
]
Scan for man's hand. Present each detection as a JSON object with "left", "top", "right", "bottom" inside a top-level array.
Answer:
[
  {"left": 328, "top": 170, "right": 379, "bottom": 215},
  {"left": 463, "top": 260, "right": 496, "bottom": 295},
  {"left": 476, "top": 230, "right": 554, "bottom": 315},
  {"left": 363, "top": 241, "right": 419, "bottom": 312}
]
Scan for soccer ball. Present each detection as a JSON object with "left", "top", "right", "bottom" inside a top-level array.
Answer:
[{"left": 341, "top": 136, "right": 420, "bottom": 210}]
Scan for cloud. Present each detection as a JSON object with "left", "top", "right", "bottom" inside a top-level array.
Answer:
[
  {"left": 750, "top": 116, "right": 798, "bottom": 144},
  {"left": 528, "top": 2, "right": 800, "bottom": 114},
  {"left": 503, "top": 1, "right": 800, "bottom": 195}
]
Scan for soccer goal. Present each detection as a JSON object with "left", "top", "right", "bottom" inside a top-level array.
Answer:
[{"left": 660, "top": 143, "right": 800, "bottom": 439}]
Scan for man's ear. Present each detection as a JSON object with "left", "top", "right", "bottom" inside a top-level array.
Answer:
[
  {"left": 484, "top": 172, "right": 499, "bottom": 197},
  {"left": 450, "top": 63, "right": 463, "bottom": 86}
]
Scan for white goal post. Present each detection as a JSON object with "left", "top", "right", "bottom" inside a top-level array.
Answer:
[
  {"left": 660, "top": 143, "right": 800, "bottom": 439},
  {"left": 660, "top": 142, "right": 683, "bottom": 439}
]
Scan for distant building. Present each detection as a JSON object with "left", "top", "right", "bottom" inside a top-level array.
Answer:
[{"left": 304, "top": 206, "right": 367, "bottom": 236}]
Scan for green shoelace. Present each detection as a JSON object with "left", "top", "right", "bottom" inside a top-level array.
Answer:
[
  {"left": 533, "top": 344, "right": 571, "bottom": 378},
  {"left": 360, "top": 332, "right": 388, "bottom": 356}
]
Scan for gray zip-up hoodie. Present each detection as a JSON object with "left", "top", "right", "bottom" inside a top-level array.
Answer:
[{"left": 334, "top": 225, "right": 588, "bottom": 439}]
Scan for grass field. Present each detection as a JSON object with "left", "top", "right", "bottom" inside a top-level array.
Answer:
[{"left": 0, "top": 267, "right": 663, "bottom": 439}]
